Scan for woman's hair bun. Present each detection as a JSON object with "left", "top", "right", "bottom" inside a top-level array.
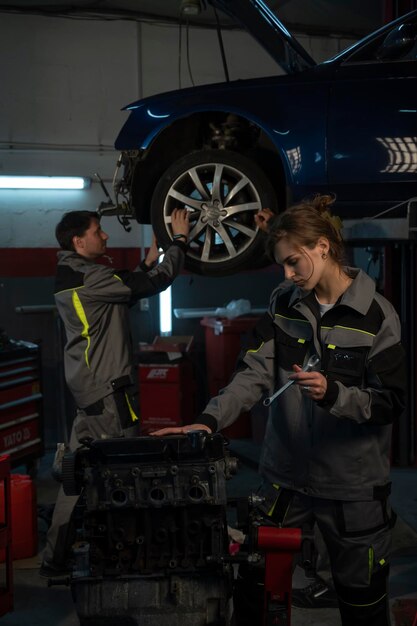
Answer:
[{"left": 311, "top": 193, "right": 336, "bottom": 216}]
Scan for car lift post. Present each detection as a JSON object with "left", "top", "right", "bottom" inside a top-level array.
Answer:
[
  {"left": 343, "top": 198, "right": 417, "bottom": 467},
  {"left": 256, "top": 526, "right": 303, "bottom": 626}
]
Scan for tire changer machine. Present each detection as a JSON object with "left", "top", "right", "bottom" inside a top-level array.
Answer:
[{"left": 49, "top": 432, "right": 311, "bottom": 625}]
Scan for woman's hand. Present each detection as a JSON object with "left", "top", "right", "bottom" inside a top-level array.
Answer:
[
  {"left": 171, "top": 208, "right": 190, "bottom": 241},
  {"left": 289, "top": 364, "right": 327, "bottom": 401},
  {"left": 150, "top": 423, "right": 212, "bottom": 436},
  {"left": 254, "top": 207, "right": 274, "bottom": 232}
]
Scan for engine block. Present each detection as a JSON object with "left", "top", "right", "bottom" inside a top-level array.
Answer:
[{"left": 62, "top": 432, "right": 238, "bottom": 625}]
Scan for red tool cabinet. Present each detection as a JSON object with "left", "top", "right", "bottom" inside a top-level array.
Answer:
[
  {"left": 137, "top": 336, "right": 196, "bottom": 434},
  {"left": 0, "top": 343, "right": 44, "bottom": 470},
  {"left": 200, "top": 316, "right": 260, "bottom": 439}
]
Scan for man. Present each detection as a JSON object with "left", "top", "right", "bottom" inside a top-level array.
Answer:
[{"left": 40, "top": 208, "right": 189, "bottom": 576}]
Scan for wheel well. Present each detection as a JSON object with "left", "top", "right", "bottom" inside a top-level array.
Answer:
[{"left": 130, "top": 112, "right": 288, "bottom": 223}]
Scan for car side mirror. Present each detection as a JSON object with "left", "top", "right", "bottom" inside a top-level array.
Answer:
[{"left": 376, "top": 22, "right": 417, "bottom": 60}]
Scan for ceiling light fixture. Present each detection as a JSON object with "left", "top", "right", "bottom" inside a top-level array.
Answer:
[
  {"left": 180, "top": 0, "right": 201, "bottom": 16},
  {"left": 0, "top": 176, "right": 91, "bottom": 190}
]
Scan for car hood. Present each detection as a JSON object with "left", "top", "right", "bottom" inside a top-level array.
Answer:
[{"left": 209, "top": 0, "right": 316, "bottom": 74}]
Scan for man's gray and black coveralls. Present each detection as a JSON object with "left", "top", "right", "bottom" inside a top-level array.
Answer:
[
  {"left": 43, "top": 241, "right": 186, "bottom": 566},
  {"left": 198, "top": 268, "right": 406, "bottom": 626}
]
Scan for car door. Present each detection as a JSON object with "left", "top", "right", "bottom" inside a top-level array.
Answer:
[{"left": 326, "top": 14, "right": 417, "bottom": 218}]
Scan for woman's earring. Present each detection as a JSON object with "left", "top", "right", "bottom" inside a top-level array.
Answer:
[{"left": 322, "top": 252, "right": 328, "bottom": 260}]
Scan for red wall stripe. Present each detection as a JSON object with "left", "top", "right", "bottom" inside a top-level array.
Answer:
[
  {"left": 0, "top": 248, "right": 277, "bottom": 278},
  {"left": 0, "top": 248, "right": 143, "bottom": 277}
]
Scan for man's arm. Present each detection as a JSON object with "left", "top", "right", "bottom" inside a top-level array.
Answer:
[
  {"left": 139, "top": 235, "right": 162, "bottom": 271},
  {"left": 83, "top": 208, "right": 189, "bottom": 303}
]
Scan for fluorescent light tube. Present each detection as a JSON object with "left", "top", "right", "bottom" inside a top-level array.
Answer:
[
  {"left": 158, "top": 254, "right": 173, "bottom": 336},
  {"left": 0, "top": 176, "right": 90, "bottom": 189}
]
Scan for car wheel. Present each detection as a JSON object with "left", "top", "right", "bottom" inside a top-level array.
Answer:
[{"left": 150, "top": 150, "right": 278, "bottom": 276}]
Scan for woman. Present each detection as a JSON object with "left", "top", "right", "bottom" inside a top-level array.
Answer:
[{"left": 153, "top": 195, "right": 406, "bottom": 626}]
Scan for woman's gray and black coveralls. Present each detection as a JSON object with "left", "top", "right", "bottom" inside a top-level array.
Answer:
[{"left": 198, "top": 268, "right": 406, "bottom": 626}]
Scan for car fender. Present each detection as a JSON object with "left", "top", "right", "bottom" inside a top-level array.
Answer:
[{"left": 115, "top": 77, "right": 327, "bottom": 190}]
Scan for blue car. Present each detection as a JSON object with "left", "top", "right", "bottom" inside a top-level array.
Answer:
[{"left": 110, "top": 0, "right": 417, "bottom": 276}]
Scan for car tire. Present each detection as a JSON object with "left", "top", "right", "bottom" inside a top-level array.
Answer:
[{"left": 150, "top": 150, "right": 278, "bottom": 276}]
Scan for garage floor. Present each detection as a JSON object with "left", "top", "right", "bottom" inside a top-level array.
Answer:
[{"left": 2, "top": 440, "right": 417, "bottom": 626}]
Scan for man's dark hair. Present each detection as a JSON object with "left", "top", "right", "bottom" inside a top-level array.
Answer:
[{"left": 55, "top": 211, "right": 100, "bottom": 251}]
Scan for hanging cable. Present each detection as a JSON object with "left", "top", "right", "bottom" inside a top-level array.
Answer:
[
  {"left": 213, "top": 4, "right": 229, "bottom": 82},
  {"left": 185, "top": 18, "right": 195, "bottom": 86},
  {"left": 178, "top": 16, "right": 183, "bottom": 89}
]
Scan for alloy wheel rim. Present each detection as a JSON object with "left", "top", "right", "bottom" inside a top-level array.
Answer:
[{"left": 163, "top": 161, "right": 262, "bottom": 264}]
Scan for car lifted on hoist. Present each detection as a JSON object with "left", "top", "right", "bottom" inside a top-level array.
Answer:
[{"left": 100, "top": 0, "right": 417, "bottom": 276}]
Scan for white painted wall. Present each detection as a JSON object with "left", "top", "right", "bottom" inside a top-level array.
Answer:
[{"left": 0, "top": 12, "right": 356, "bottom": 250}]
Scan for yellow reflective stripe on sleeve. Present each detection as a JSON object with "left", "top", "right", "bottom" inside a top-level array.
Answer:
[
  {"left": 247, "top": 341, "right": 264, "bottom": 353},
  {"left": 125, "top": 392, "right": 139, "bottom": 422},
  {"left": 327, "top": 344, "right": 336, "bottom": 350},
  {"left": 113, "top": 274, "right": 122, "bottom": 282},
  {"left": 72, "top": 290, "right": 91, "bottom": 368},
  {"left": 297, "top": 338, "right": 305, "bottom": 344}
]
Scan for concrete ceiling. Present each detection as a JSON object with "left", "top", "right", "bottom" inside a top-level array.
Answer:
[{"left": 0, "top": 0, "right": 392, "bottom": 37}]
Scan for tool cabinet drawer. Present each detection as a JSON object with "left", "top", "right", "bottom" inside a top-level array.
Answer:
[{"left": 0, "top": 344, "right": 44, "bottom": 468}]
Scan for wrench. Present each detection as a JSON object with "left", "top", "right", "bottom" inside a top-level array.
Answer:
[{"left": 263, "top": 354, "right": 320, "bottom": 407}]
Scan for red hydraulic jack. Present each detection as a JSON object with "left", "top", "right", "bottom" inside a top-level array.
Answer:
[{"left": 256, "top": 526, "right": 303, "bottom": 626}]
